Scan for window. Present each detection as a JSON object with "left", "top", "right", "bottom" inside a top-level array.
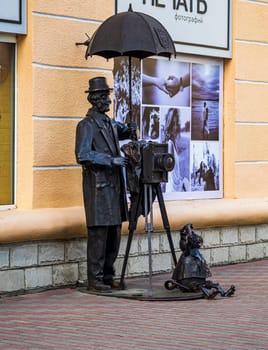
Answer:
[{"left": 0, "top": 41, "right": 15, "bottom": 206}]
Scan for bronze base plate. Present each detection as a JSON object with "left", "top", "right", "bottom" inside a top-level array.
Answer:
[{"left": 79, "top": 278, "right": 204, "bottom": 301}]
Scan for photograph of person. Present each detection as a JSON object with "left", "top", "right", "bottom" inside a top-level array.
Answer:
[
  {"left": 141, "top": 106, "right": 160, "bottom": 140},
  {"left": 142, "top": 58, "right": 190, "bottom": 107},
  {"left": 191, "top": 141, "right": 220, "bottom": 192},
  {"left": 161, "top": 107, "right": 191, "bottom": 193},
  {"left": 113, "top": 57, "right": 141, "bottom": 132},
  {"left": 191, "top": 63, "right": 220, "bottom": 141}
]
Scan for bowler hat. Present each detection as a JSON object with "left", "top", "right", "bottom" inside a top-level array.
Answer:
[{"left": 85, "top": 77, "right": 113, "bottom": 93}]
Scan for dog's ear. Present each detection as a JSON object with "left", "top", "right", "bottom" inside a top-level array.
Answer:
[
  {"left": 180, "top": 225, "right": 186, "bottom": 235},
  {"left": 179, "top": 226, "right": 188, "bottom": 252},
  {"left": 184, "top": 223, "right": 192, "bottom": 233}
]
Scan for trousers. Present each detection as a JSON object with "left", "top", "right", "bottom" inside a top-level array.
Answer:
[{"left": 87, "top": 225, "right": 121, "bottom": 285}]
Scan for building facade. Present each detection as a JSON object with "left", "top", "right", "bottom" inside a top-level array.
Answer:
[{"left": 0, "top": 0, "right": 267, "bottom": 294}]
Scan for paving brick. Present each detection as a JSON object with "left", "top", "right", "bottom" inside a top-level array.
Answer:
[{"left": 0, "top": 260, "right": 267, "bottom": 350}]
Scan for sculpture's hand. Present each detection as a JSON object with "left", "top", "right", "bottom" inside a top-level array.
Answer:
[
  {"left": 112, "top": 156, "right": 128, "bottom": 167},
  {"left": 127, "top": 121, "right": 137, "bottom": 133},
  {"left": 127, "top": 122, "right": 137, "bottom": 140}
]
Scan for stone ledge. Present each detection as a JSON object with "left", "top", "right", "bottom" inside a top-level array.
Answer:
[
  {"left": 0, "top": 198, "right": 268, "bottom": 244},
  {"left": 0, "top": 232, "right": 267, "bottom": 294},
  {"left": 0, "top": 207, "right": 87, "bottom": 244}
]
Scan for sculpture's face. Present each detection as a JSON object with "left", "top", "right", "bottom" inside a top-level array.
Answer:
[
  {"left": 88, "top": 90, "right": 111, "bottom": 113},
  {"left": 94, "top": 91, "right": 111, "bottom": 113}
]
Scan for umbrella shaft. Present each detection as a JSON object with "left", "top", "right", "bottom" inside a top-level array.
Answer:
[{"left": 128, "top": 56, "right": 132, "bottom": 122}]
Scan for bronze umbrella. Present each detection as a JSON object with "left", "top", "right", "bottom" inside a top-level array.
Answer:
[{"left": 78, "top": 3, "right": 176, "bottom": 123}]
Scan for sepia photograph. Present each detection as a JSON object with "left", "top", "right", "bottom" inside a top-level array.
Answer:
[
  {"left": 191, "top": 141, "right": 220, "bottom": 192},
  {"left": 191, "top": 63, "right": 220, "bottom": 141},
  {"left": 142, "top": 58, "right": 190, "bottom": 107},
  {"left": 160, "top": 107, "right": 191, "bottom": 193},
  {"left": 113, "top": 57, "right": 141, "bottom": 131}
]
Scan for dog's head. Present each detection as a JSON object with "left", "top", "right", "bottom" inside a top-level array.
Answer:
[{"left": 180, "top": 223, "right": 203, "bottom": 251}]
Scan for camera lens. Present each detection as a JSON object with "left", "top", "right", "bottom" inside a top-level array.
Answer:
[{"left": 155, "top": 154, "right": 175, "bottom": 172}]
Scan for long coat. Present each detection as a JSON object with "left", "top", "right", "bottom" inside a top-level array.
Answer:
[{"left": 75, "top": 109, "right": 130, "bottom": 227}]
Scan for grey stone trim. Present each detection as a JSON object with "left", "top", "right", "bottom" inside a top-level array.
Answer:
[{"left": 0, "top": 224, "right": 267, "bottom": 294}]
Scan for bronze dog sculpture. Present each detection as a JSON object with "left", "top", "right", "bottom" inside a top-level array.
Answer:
[{"left": 165, "top": 223, "right": 235, "bottom": 299}]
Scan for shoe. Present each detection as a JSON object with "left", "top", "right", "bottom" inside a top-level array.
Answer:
[
  {"left": 88, "top": 280, "right": 112, "bottom": 292},
  {"left": 224, "top": 285, "right": 236, "bottom": 297},
  {"left": 103, "top": 279, "right": 122, "bottom": 290}
]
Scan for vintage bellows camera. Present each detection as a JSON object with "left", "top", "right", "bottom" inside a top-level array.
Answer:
[{"left": 142, "top": 142, "right": 175, "bottom": 184}]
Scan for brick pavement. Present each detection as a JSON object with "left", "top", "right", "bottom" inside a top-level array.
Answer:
[{"left": 0, "top": 259, "right": 267, "bottom": 350}]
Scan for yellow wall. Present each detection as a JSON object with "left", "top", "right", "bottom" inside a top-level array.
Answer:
[
  {"left": 1, "top": 0, "right": 267, "bottom": 243},
  {"left": 16, "top": 0, "right": 34, "bottom": 208},
  {"left": 224, "top": 0, "right": 268, "bottom": 198},
  {"left": 17, "top": 0, "right": 114, "bottom": 209},
  {"left": 26, "top": 0, "right": 268, "bottom": 208}
]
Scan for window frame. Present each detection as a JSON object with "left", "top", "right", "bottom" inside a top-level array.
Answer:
[{"left": 0, "top": 33, "right": 16, "bottom": 210}]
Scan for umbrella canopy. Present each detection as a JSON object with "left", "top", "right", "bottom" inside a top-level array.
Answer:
[
  {"left": 79, "top": 4, "right": 176, "bottom": 130},
  {"left": 85, "top": 4, "right": 176, "bottom": 60}
]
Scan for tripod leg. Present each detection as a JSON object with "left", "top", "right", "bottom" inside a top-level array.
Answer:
[
  {"left": 120, "top": 189, "right": 143, "bottom": 288},
  {"left": 144, "top": 184, "right": 153, "bottom": 297},
  {"left": 155, "top": 184, "right": 177, "bottom": 266},
  {"left": 119, "top": 229, "right": 134, "bottom": 289}
]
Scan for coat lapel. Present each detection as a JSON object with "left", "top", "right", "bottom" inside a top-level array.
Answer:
[
  {"left": 93, "top": 115, "right": 118, "bottom": 155},
  {"left": 111, "top": 122, "right": 121, "bottom": 155}
]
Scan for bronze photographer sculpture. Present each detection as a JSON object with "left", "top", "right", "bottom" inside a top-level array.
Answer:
[
  {"left": 165, "top": 223, "right": 235, "bottom": 299},
  {"left": 75, "top": 77, "right": 136, "bottom": 292}
]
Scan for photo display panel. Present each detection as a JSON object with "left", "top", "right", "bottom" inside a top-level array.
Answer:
[{"left": 113, "top": 55, "right": 223, "bottom": 200}]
